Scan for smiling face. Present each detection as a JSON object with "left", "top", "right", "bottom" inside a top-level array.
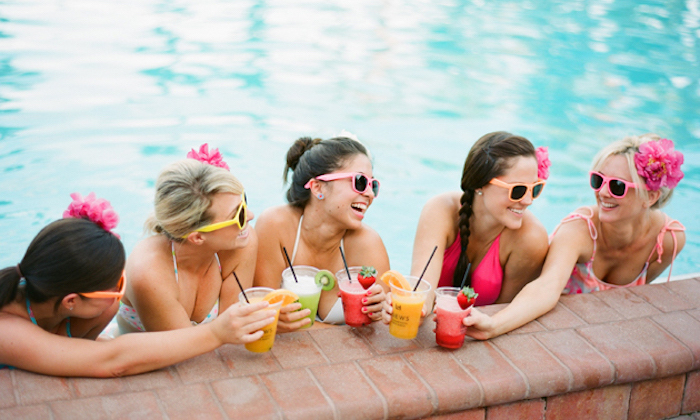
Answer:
[
  {"left": 317, "top": 153, "right": 375, "bottom": 229},
  {"left": 201, "top": 192, "right": 254, "bottom": 250},
  {"left": 594, "top": 154, "right": 646, "bottom": 222},
  {"left": 480, "top": 155, "right": 538, "bottom": 230}
]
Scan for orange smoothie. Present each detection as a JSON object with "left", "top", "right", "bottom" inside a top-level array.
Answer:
[
  {"left": 388, "top": 276, "right": 431, "bottom": 340},
  {"left": 239, "top": 288, "right": 283, "bottom": 353}
]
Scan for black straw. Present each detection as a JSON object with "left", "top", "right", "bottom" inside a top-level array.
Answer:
[
  {"left": 233, "top": 271, "right": 249, "bottom": 303},
  {"left": 282, "top": 247, "right": 298, "bottom": 283},
  {"left": 339, "top": 246, "right": 352, "bottom": 283},
  {"left": 460, "top": 262, "right": 472, "bottom": 289},
  {"left": 414, "top": 245, "right": 438, "bottom": 291}
]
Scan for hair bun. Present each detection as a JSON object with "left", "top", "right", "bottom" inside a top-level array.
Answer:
[{"left": 284, "top": 137, "right": 322, "bottom": 180}]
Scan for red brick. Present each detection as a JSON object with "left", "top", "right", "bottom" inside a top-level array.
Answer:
[
  {"left": 577, "top": 323, "right": 656, "bottom": 383},
  {"left": 428, "top": 408, "right": 485, "bottom": 419},
  {"left": 403, "top": 349, "right": 482, "bottom": 411},
  {"left": 0, "top": 404, "right": 51, "bottom": 419},
  {"left": 99, "top": 391, "right": 163, "bottom": 419},
  {"left": 593, "top": 288, "right": 661, "bottom": 319},
  {"left": 618, "top": 318, "right": 694, "bottom": 377},
  {"left": 664, "top": 279, "right": 700, "bottom": 309},
  {"left": 260, "top": 369, "right": 334, "bottom": 420},
  {"left": 479, "top": 304, "right": 507, "bottom": 316},
  {"left": 0, "top": 370, "right": 16, "bottom": 408},
  {"left": 173, "top": 351, "right": 230, "bottom": 384},
  {"left": 415, "top": 315, "right": 440, "bottom": 348},
  {"left": 359, "top": 355, "right": 435, "bottom": 418},
  {"left": 536, "top": 303, "right": 586, "bottom": 331},
  {"left": 121, "top": 367, "right": 181, "bottom": 391},
  {"left": 13, "top": 369, "right": 72, "bottom": 405},
  {"left": 157, "top": 383, "right": 225, "bottom": 419},
  {"left": 487, "top": 398, "right": 545, "bottom": 420},
  {"left": 217, "top": 344, "right": 282, "bottom": 377},
  {"left": 355, "top": 323, "right": 421, "bottom": 354},
  {"left": 271, "top": 331, "right": 328, "bottom": 369},
  {"left": 629, "top": 375, "right": 684, "bottom": 420},
  {"left": 653, "top": 312, "right": 700, "bottom": 369},
  {"left": 211, "top": 376, "right": 282, "bottom": 419},
  {"left": 535, "top": 330, "right": 614, "bottom": 390},
  {"left": 309, "top": 362, "right": 386, "bottom": 420},
  {"left": 559, "top": 293, "right": 625, "bottom": 324},
  {"left": 70, "top": 376, "right": 126, "bottom": 398},
  {"left": 690, "top": 309, "right": 700, "bottom": 323},
  {"left": 50, "top": 396, "right": 107, "bottom": 420},
  {"left": 452, "top": 341, "right": 528, "bottom": 406},
  {"left": 683, "top": 371, "right": 700, "bottom": 414},
  {"left": 508, "top": 319, "right": 546, "bottom": 334},
  {"left": 545, "top": 384, "right": 631, "bottom": 420},
  {"left": 309, "top": 327, "right": 375, "bottom": 363},
  {"left": 631, "top": 283, "right": 696, "bottom": 313}
]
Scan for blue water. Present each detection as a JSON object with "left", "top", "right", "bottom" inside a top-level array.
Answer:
[{"left": 1, "top": 0, "right": 699, "bottom": 277}]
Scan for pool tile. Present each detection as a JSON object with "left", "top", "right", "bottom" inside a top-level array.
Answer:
[
  {"left": 211, "top": 376, "right": 282, "bottom": 419},
  {"left": 0, "top": 370, "right": 16, "bottom": 408},
  {"left": 358, "top": 355, "right": 435, "bottom": 419},
  {"left": 545, "top": 384, "right": 631, "bottom": 420},
  {"left": 309, "top": 362, "right": 386, "bottom": 420},
  {"left": 664, "top": 278, "right": 700, "bottom": 309},
  {"left": 628, "top": 375, "right": 684, "bottom": 420},
  {"left": 485, "top": 398, "right": 545, "bottom": 420},
  {"left": 452, "top": 341, "right": 528, "bottom": 406},
  {"left": 415, "top": 317, "right": 439, "bottom": 348},
  {"left": 690, "top": 309, "right": 700, "bottom": 323},
  {"left": 13, "top": 370, "right": 72, "bottom": 405},
  {"left": 535, "top": 303, "right": 586, "bottom": 331},
  {"left": 490, "top": 334, "right": 570, "bottom": 398},
  {"left": 271, "top": 331, "right": 328, "bottom": 369},
  {"left": 428, "top": 408, "right": 485, "bottom": 419},
  {"left": 683, "top": 371, "right": 700, "bottom": 414},
  {"left": 355, "top": 323, "right": 421, "bottom": 354},
  {"left": 218, "top": 344, "right": 282, "bottom": 377},
  {"left": 593, "top": 288, "right": 661, "bottom": 319},
  {"left": 173, "top": 351, "right": 230, "bottom": 384},
  {"left": 507, "top": 319, "right": 546, "bottom": 335},
  {"left": 0, "top": 404, "right": 51, "bottom": 419},
  {"left": 157, "top": 383, "right": 225, "bottom": 420},
  {"left": 260, "top": 369, "right": 335, "bottom": 420},
  {"left": 50, "top": 396, "right": 107, "bottom": 420},
  {"left": 309, "top": 327, "right": 375, "bottom": 363},
  {"left": 652, "top": 312, "right": 700, "bottom": 369},
  {"left": 70, "top": 376, "right": 126, "bottom": 398},
  {"left": 122, "top": 367, "right": 181, "bottom": 391},
  {"left": 100, "top": 391, "right": 164, "bottom": 419},
  {"left": 534, "top": 330, "right": 614, "bottom": 391},
  {"left": 558, "top": 293, "right": 624, "bottom": 324},
  {"left": 403, "top": 348, "right": 483, "bottom": 411},
  {"left": 630, "top": 283, "right": 696, "bottom": 313}
]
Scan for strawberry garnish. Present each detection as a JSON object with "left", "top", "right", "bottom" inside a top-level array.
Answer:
[
  {"left": 357, "top": 266, "right": 377, "bottom": 290},
  {"left": 457, "top": 286, "right": 478, "bottom": 310}
]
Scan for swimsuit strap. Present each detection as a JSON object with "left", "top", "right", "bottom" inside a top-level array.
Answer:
[
  {"left": 558, "top": 206, "right": 598, "bottom": 260},
  {"left": 26, "top": 296, "right": 38, "bottom": 326},
  {"left": 171, "top": 241, "right": 179, "bottom": 283},
  {"left": 645, "top": 216, "right": 686, "bottom": 281},
  {"left": 291, "top": 215, "right": 345, "bottom": 266}
]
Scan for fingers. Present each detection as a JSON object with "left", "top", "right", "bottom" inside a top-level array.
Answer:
[
  {"left": 277, "top": 316, "right": 311, "bottom": 333},
  {"left": 380, "top": 292, "right": 393, "bottom": 324},
  {"left": 279, "top": 302, "right": 303, "bottom": 314}
]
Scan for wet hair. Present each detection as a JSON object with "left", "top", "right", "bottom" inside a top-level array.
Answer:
[
  {"left": 284, "top": 136, "right": 370, "bottom": 208},
  {"left": 145, "top": 159, "right": 244, "bottom": 240},
  {"left": 0, "top": 218, "right": 125, "bottom": 310},
  {"left": 591, "top": 133, "right": 672, "bottom": 209},
  {"left": 453, "top": 131, "right": 536, "bottom": 288}
]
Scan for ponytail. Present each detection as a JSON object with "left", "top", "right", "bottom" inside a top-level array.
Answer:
[{"left": 0, "top": 266, "right": 22, "bottom": 309}]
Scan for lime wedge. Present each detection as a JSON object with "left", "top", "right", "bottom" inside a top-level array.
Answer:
[{"left": 315, "top": 270, "right": 336, "bottom": 291}]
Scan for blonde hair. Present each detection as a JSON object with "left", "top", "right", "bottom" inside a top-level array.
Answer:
[
  {"left": 591, "top": 133, "right": 673, "bottom": 209},
  {"left": 145, "top": 159, "right": 244, "bottom": 240}
]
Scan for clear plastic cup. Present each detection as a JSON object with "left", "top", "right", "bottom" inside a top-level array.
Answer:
[
  {"left": 389, "top": 276, "right": 431, "bottom": 339},
  {"left": 336, "top": 267, "right": 372, "bottom": 327},
  {"left": 238, "top": 287, "right": 283, "bottom": 353},
  {"left": 434, "top": 287, "right": 472, "bottom": 349},
  {"left": 281, "top": 266, "right": 322, "bottom": 329}
]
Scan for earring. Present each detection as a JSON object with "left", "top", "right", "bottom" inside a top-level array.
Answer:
[
  {"left": 317, "top": 194, "right": 324, "bottom": 200},
  {"left": 476, "top": 190, "right": 483, "bottom": 196}
]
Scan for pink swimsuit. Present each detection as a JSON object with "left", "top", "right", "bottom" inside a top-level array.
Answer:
[
  {"left": 438, "top": 234, "right": 503, "bottom": 306},
  {"left": 554, "top": 207, "right": 685, "bottom": 294}
]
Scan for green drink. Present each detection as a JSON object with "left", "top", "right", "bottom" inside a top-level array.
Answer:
[{"left": 282, "top": 266, "right": 322, "bottom": 329}]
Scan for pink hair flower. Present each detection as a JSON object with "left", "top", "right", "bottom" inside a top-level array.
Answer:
[
  {"left": 634, "top": 138, "right": 684, "bottom": 191},
  {"left": 536, "top": 146, "right": 551, "bottom": 180},
  {"left": 63, "top": 192, "right": 120, "bottom": 235},
  {"left": 186, "top": 143, "right": 230, "bottom": 171}
]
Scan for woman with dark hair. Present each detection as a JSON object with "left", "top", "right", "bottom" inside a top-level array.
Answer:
[
  {"left": 383, "top": 131, "right": 550, "bottom": 321},
  {"left": 0, "top": 193, "right": 276, "bottom": 377},
  {"left": 254, "top": 134, "right": 389, "bottom": 331}
]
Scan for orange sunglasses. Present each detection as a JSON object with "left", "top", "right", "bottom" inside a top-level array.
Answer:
[{"left": 80, "top": 271, "right": 127, "bottom": 301}]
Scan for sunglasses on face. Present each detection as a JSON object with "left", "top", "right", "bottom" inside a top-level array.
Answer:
[
  {"left": 488, "top": 178, "right": 546, "bottom": 202},
  {"left": 304, "top": 172, "right": 380, "bottom": 197},
  {"left": 80, "top": 271, "right": 127, "bottom": 301},
  {"left": 589, "top": 171, "right": 638, "bottom": 198},
  {"left": 182, "top": 193, "right": 248, "bottom": 238}
]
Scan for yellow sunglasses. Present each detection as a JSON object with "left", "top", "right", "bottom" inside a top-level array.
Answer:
[
  {"left": 80, "top": 271, "right": 127, "bottom": 301},
  {"left": 182, "top": 193, "right": 247, "bottom": 238}
]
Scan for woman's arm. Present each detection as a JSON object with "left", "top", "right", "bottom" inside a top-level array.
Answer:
[
  {"left": 0, "top": 301, "right": 275, "bottom": 377},
  {"left": 646, "top": 217, "right": 686, "bottom": 282}
]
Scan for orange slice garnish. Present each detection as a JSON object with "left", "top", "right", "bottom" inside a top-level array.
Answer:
[
  {"left": 380, "top": 270, "right": 411, "bottom": 291},
  {"left": 263, "top": 289, "right": 299, "bottom": 306}
]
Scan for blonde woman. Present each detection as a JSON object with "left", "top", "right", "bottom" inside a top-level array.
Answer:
[{"left": 117, "top": 144, "right": 258, "bottom": 333}]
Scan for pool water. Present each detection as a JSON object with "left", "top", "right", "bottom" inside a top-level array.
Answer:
[{"left": 1, "top": 0, "right": 699, "bottom": 277}]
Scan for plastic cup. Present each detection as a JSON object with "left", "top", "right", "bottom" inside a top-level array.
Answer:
[
  {"left": 389, "top": 276, "right": 431, "bottom": 340},
  {"left": 336, "top": 267, "right": 372, "bottom": 327},
  {"left": 434, "top": 287, "right": 472, "bottom": 349},
  {"left": 238, "top": 287, "right": 283, "bottom": 353},
  {"left": 281, "top": 266, "right": 322, "bottom": 329}
]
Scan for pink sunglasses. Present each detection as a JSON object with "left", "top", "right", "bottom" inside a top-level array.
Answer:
[{"left": 305, "top": 172, "right": 380, "bottom": 197}]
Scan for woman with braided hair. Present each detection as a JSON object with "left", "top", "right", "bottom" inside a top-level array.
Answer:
[{"left": 383, "top": 131, "right": 549, "bottom": 322}]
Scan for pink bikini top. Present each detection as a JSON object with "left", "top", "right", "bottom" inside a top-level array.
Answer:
[{"left": 438, "top": 233, "right": 503, "bottom": 306}]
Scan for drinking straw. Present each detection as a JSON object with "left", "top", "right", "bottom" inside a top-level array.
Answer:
[
  {"left": 414, "top": 245, "right": 438, "bottom": 291},
  {"left": 339, "top": 246, "right": 352, "bottom": 283},
  {"left": 233, "top": 271, "right": 250, "bottom": 303},
  {"left": 282, "top": 247, "right": 299, "bottom": 283},
  {"left": 459, "top": 262, "right": 472, "bottom": 289}
]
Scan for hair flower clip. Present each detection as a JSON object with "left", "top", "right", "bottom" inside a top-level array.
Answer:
[
  {"left": 536, "top": 146, "right": 551, "bottom": 180},
  {"left": 63, "top": 192, "right": 120, "bottom": 235},
  {"left": 187, "top": 143, "right": 230, "bottom": 171},
  {"left": 634, "top": 138, "right": 684, "bottom": 191}
]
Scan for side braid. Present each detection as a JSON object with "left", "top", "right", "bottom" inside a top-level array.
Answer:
[{"left": 452, "top": 189, "right": 474, "bottom": 287}]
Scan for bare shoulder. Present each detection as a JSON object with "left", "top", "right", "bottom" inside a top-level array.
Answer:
[
  {"left": 422, "top": 191, "right": 461, "bottom": 216},
  {"left": 254, "top": 205, "right": 300, "bottom": 236},
  {"left": 125, "top": 236, "right": 175, "bottom": 293},
  {"left": 657, "top": 211, "right": 687, "bottom": 258}
]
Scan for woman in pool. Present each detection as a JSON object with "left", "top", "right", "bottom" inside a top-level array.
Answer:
[
  {"left": 0, "top": 193, "right": 275, "bottom": 377},
  {"left": 463, "top": 134, "right": 686, "bottom": 339},
  {"left": 117, "top": 144, "right": 258, "bottom": 333},
  {"left": 254, "top": 135, "right": 389, "bottom": 331},
  {"left": 383, "top": 131, "right": 550, "bottom": 321}
]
